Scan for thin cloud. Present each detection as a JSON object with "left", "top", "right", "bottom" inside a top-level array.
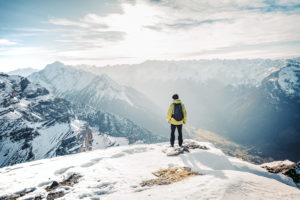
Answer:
[
  {"left": 49, "top": 18, "right": 108, "bottom": 29},
  {"left": 164, "top": 18, "right": 232, "bottom": 30},
  {"left": 44, "top": 0, "right": 300, "bottom": 64},
  {"left": 0, "top": 39, "right": 17, "bottom": 46}
]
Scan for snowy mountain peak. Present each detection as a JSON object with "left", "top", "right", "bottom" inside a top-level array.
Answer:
[
  {"left": 45, "top": 61, "right": 65, "bottom": 69},
  {"left": 278, "top": 61, "right": 300, "bottom": 96},
  {"left": 264, "top": 60, "right": 300, "bottom": 97},
  {"left": 31, "top": 62, "right": 130, "bottom": 103}
]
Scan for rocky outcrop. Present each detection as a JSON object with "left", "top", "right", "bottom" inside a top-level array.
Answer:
[{"left": 262, "top": 161, "right": 300, "bottom": 187}]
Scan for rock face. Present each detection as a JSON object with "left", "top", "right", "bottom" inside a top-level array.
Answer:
[
  {"left": 0, "top": 74, "right": 165, "bottom": 167},
  {"left": 262, "top": 161, "right": 300, "bottom": 187},
  {"left": 0, "top": 73, "right": 85, "bottom": 167}
]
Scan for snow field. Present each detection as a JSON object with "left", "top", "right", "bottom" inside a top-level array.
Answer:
[{"left": 0, "top": 140, "right": 300, "bottom": 200}]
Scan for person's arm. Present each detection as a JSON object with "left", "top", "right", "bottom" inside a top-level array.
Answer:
[
  {"left": 182, "top": 104, "right": 187, "bottom": 124},
  {"left": 167, "top": 104, "right": 173, "bottom": 123}
]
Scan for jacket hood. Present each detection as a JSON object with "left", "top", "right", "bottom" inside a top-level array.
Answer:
[{"left": 173, "top": 99, "right": 181, "bottom": 103}]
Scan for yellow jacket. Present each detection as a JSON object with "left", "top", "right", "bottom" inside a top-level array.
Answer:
[{"left": 167, "top": 99, "right": 187, "bottom": 125}]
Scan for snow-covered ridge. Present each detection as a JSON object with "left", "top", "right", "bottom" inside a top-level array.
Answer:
[
  {"left": 0, "top": 140, "right": 299, "bottom": 200},
  {"left": 29, "top": 62, "right": 136, "bottom": 107},
  {"left": 76, "top": 58, "right": 287, "bottom": 87},
  {"left": 7, "top": 67, "right": 39, "bottom": 77},
  {"left": 278, "top": 62, "right": 300, "bottom": 96}
]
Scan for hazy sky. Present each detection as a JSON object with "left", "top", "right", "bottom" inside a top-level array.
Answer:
[{"left": 1, "top": 0, "right": 300, "bottom": 71}]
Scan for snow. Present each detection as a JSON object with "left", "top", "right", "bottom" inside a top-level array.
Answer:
[
  {"left": 92, "top": 131, "right": 128, "bottom": 149},
  {"left": 71, "top": 119, "right": 85, "bottom": 132},
  {"left": 0, "top": 140, "right": 299, "bottom": 200},
  {"left": 31, "top": 123, "right": 72, "bottom": 159},
  {"left": 7, "top": 67, "right": 39, "bottom": 77},
  {"left": 17, "top": 99, "right": 30, "bottom": 108},
  {"left": 278, "top": 65, "right": 299, "bottom": 95},
  {"left": 5, "top": 109, "right": 23, "bottom": 120},
  {"left": 28, "top": 63, "right": 136, "bottom": 107}
]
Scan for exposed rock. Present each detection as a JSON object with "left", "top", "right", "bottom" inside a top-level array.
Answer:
[
  {"left": 46, "top": 191, "right": 64, "bottom": 200},
  {"left": 0, "top": 188, "right": 35, "bottom": 200},
  {"left": 262, "top": 161, "right": 300, "bottom": 187},
  {"left": 46, "top": 181, "right": 59, "bottom": 191},
  {"left": 164, "top": 141, "right": 209, "bottom": 156},
  {"left": 141, "top": 167, "right": 201, "bottom": 187},
  {"left": 185, "top": 141, "right": 210, "bottom": 150},
  {"left": 34, "top": 195, "right": 43, "bottom": 200},
  {"left": 46, "top": 174, "right": 82, "bottom": 192}
]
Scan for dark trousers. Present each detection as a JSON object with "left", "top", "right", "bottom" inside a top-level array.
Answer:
[{"left": 170, "top": 124, "right": 183, "bottom": 147}]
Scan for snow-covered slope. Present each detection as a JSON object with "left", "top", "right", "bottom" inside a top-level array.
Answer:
[
  {"left": 275, "top": 61, "right": 300, "bottom": 97},
  {"left": 0, "top": 140, "right": 299, "bottom": 200},
  {"left": 0, "top": 73, "right": 164, "bottom": 167},
  {"left": 28, "top": 62, "right": 169, "bottom": 137},
  {"left": 29, "top": 62, "right": 134, "bottom": 106},
  {"left": 28, "top": 61, "right": 159, "bottom": 110},
  {"left": 0, "top": 73, "right": 121, "bottom": 167},
  {"left": 7, "top": 67, "right": 39, "bottom": 77}
]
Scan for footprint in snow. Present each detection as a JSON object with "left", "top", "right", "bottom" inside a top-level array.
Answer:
[
  {"left": 5, "top": 166, "right": 23, "bottom": 172},
  {"left": 54, "top": 166, "right": 74, "bottom": 175},
  {"left": 30, "top": 162, "right": 43, "bottom": 167},
  {"left": 93, "top": 182, "right": 116, "bottom": 196},
  {"left": 122, "top": 147, "right": 148, "bottom": 154},
  {"left": 111, "top": 153, "right": 125, "bottom": 158},
  {"left": 38, "top": 180, "right": 53, "bottom": 187},
  {"left": 135, "top": 187, "right": 150, "bottom": 193},
  {"left": 80, "top": 158, "right": 103, "bottom": 168}
]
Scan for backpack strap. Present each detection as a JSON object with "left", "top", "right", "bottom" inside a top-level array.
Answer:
[{"left": 172, "top": 103, "right": 175, "bottom": 114}]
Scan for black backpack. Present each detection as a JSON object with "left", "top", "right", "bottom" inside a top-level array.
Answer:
[{"left": 172, "top": 103, "right": 183, "bottom": 121}]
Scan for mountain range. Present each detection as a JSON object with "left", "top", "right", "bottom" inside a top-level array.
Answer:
[
  {"left": 7, "top": 67, "right": 39, "bottom": 77},
  {"left": 28, "top": 62, "right": 169, "bottom": 137},
  {"left": 1, "top": 58, "right": 299, "bottom": 166},
  {"left": 74, "top": 58, "right": 300, "bottom": 161},
  {"left": 0, "top": 73, "right": 164, "bottom": 167}
]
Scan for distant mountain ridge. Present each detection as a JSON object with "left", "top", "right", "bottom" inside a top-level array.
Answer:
[{"left": 7, "top": 67, "right": 39, "bottom": 77}]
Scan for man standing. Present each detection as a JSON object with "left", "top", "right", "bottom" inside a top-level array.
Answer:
[{"left": 167, "top": 94, "right": 187, "bottom": 147}]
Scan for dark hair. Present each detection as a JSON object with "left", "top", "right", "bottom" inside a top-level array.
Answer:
[{"left": 172, "top": 94, "right": 179, "bottom": 99}]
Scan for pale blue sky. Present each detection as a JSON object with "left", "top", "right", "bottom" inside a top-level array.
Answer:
[{"left": 1, "top": 0, "right": 300, "bottom": 71}]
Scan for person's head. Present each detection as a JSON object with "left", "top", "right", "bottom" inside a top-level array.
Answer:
[{"left": 172, "top": 94, "right": 179, "bottom": 100}]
